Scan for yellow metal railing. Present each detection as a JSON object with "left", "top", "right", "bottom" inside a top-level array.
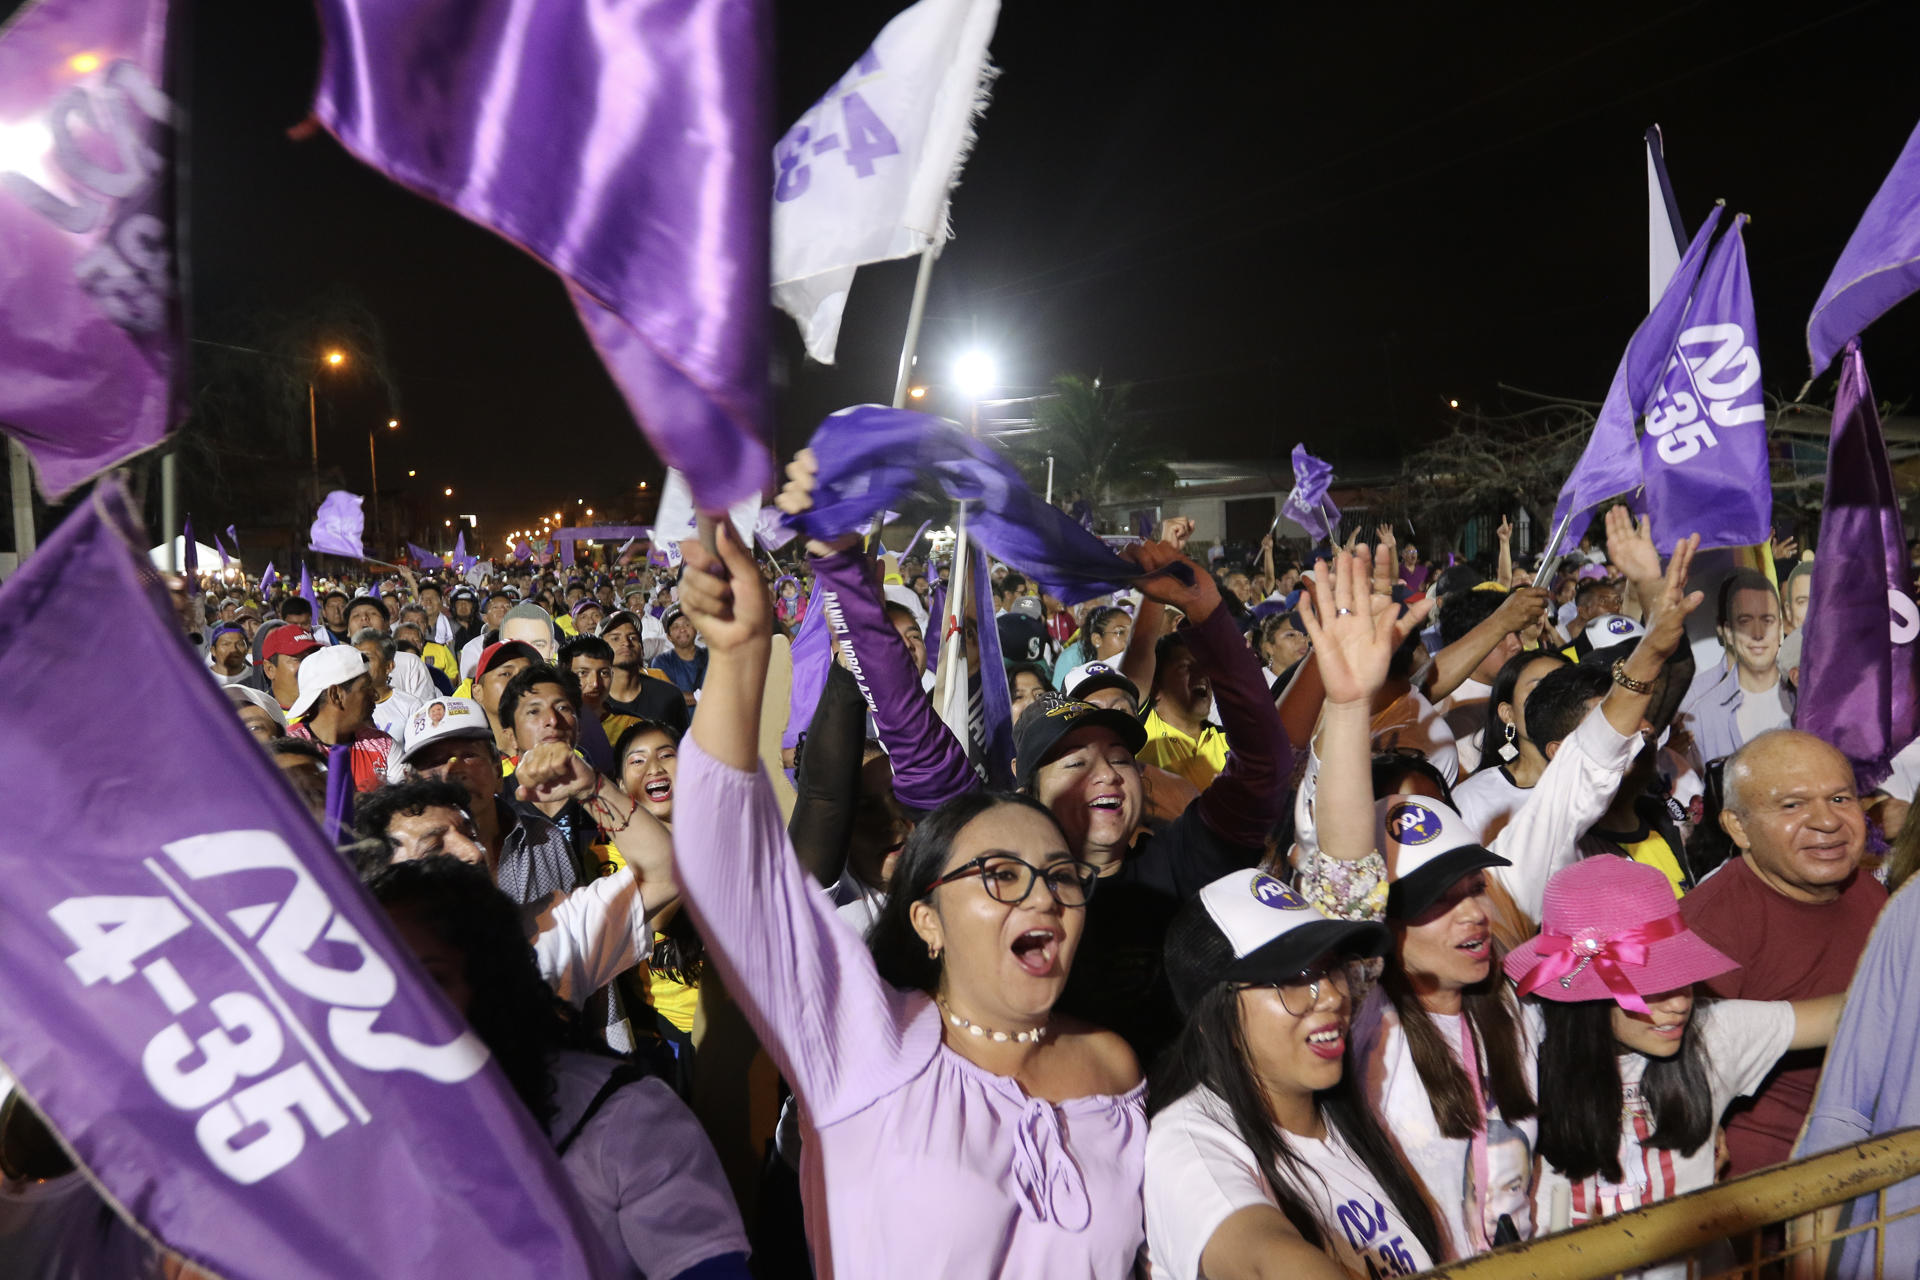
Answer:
[{"left": 1411, "top": 1127, "right": 1920, "bottom": 1279}]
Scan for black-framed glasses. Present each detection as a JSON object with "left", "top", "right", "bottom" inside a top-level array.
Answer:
[
  {"left": 1236, "top": 957, "right": 1353, "bottom": 1017},
  {"left": 924, "top": 855, "right": 1098, "bottom": 908}
]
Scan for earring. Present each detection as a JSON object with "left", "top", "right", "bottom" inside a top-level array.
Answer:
[
  {"left": 928, "top": 943, "right": 942, "bottom": 960},
  {"left": 1497, "top": 721, "right": 1520, "bottom": 763}
]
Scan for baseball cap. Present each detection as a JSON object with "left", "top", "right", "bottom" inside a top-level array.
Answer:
[
  {"left": 1010, "top": 596, "right": 1043, "bottom": 621},
  {"left": 287, "top": 646, "right": 369, "bottom": 719},
  {"left": 598, "top": 610, "right": 645, "bottom": 639},
  {"left": 399, "top": 695, "right": 496, "bottom": 762},
  {"left": 474, "top": 640, "right": 541, "bottom": 680},
  {"left": 1164, "top": 869, "right": 1390, "bottom": 1014},
  {"left": 1583, "top": 613, "right": 1645, "bottom": 649},
  {"left": 1013, "top": 693, "right": 1148, "bottom": 789},
  {"left": 1377, "top": 794, "right": 1511, "bottom": 920},
  {"left": 1576, "top": 564, "right": 1611, "bottom": 582},
  {"left": 1067, "top": 663, "right": 1141, "bottom": 707},
  {"left": 570, "top": 598, "right": 604, "bottom": 621},
  {"left": 262, "top": 626, "right": 322, "bottom": 663}
]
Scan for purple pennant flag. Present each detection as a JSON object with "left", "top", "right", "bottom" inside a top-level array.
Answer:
[
  {"left": 297, "top": 563, "right": 320, "bottom": 622},
  {"left": 1542, "top": 205, "right": 1725, "bottom": 564},
  {"left": 309, "top": 0, "right": 773, "bottom": 511},
  {"left": 213, "top": 531, "right": 232, "bottom": 570},
  {"left": 513, "top": 540, "right": 533, "bottom": 564},
  {"left": 901, "top": 518, "right": 935, "bottom": 558},
  {"left": 792, "top": 405, "right": 1176, "bottom": 604},
  {"left": 309, "top": 490, "right": 366, "bottom": 560},
  {"left": 259, "top": 561, "right": 278, "bottom": 595},
  {"left": 1279, "top": 444, "right": 1339, "bottom": 543},
  {"left": 0, "top": 0, "right": 185, "bottom": 500},
  {"left": 226, "top": 523, "right": 239, "bottom": 549},
  {"left": 1637, "top": 214, "right": 1771, "bottom": 553},
  {"left": 181, "top": 513, "right": 198, "bottom": 595},
  {"left": 1807, "top": 115, "right": 1920, "bottom": 379},
  {"left": 969, "top": 541, "right": 1015, "bottom": 790},
  {"left": 1795, "top": 342, "right": 1920, "bottom": 793},
  {"left": 451, "top": 530, "right": 473, "bottom": 576},
  {"left": 406, "top": 541, "right": 445, "bottom": 569},
  {"left": 0, "top": 481, "right": 614, "bottom": 1277},
  {"left": 783, "top": 598, "right": 831, "bottom": 752}
]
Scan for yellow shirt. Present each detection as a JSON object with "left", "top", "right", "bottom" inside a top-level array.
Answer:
[
  {"left": 1139, "top": 709, "right": 1230, "bottom": 793},
  {"left": 556, "top": 615, "right": 579, "bottom": 637},
  {"left": 421, "top": 640, "right": 458, "bottom": 679},
  {"left": 1621, "top": 829, "right": 1687, "bottom": 897},
  {"left": 645, "top": 946, "right": 700, "bottom": 1034}
]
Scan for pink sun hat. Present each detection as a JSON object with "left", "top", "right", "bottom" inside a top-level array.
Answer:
[{"left": 1504, "top": 856, "right": 1737, "bottom": 1013}]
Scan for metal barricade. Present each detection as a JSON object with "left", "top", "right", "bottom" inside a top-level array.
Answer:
[{"left": 1411, "top": 1128, "right": 1920, "bottom": 1278}]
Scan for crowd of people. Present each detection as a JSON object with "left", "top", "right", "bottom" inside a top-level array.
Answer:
[{"left": 4, "top": 479, "right": 1911, "bottom": 1280}]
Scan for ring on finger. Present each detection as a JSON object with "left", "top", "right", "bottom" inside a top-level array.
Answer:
[{"left": 1335, "top": 607, "right": 1354, "bottom": 617}]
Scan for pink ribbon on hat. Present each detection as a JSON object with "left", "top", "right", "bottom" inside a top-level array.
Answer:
[{"left": 1513, "top": 914, "right": 1688, "bottom": 1013}]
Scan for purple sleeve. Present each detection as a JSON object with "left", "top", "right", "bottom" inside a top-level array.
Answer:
[
  {"left": 675, "top": 737, "right": 939, "bottom": 1126},
  {"left": 810, "top": 548, "right": 978, "bottom": 813},
  {"left": 1186, "top": 605, "right": 1292, "bottom": 847}
]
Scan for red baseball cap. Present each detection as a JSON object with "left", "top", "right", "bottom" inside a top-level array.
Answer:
[
  {"left": 475, "top": 640, "right": 541, "bottom": 679},
  {"left": 262, "top": 627, "right": 322, "bottom": 663}
]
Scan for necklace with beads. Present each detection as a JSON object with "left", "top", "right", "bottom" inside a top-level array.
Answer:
[{"left": 938, "top": 998, "right": 1048, "bottom": 1045}]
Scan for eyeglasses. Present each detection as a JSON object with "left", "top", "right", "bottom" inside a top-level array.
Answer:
[
  {"left": 923, "top": 855, "right": 1099, "bottom": 908},
  {"left": 1237, "top": 958, "right": 1353, "bottom": 1017}
]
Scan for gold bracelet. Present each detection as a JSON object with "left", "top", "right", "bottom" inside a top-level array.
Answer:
[{"left": 1611, "top": 658, "right": 1655, "bottom": 695}]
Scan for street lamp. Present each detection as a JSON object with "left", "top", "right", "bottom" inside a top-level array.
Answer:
[
  {"left": 908, "top": 385, "right": 928, "bottom": 400},
  {"left": 309, "top": 349, "right": 348, "bottom": 495},
  {"left": 954, "top": 349, "right": 996, "bottom": 432},
  {"left": 444, "top": 487, "right": 454, "bottom": 497}
]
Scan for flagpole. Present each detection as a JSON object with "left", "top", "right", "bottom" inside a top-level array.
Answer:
[{"left": 890, "top": 244, "right": 940, "bottom": 409}]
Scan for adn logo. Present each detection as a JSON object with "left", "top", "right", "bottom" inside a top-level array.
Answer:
[
  {"left": 1386, "top": 801, "right": 1443, "bottom": 846},
  {"left": 1250, "top": 874, "right": 1308, "bottom": 911},
  {"left": 1606, "top": 616, "right": 1636, "bottom": 635}
]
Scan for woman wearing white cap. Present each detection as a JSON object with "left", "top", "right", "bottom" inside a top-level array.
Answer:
[
  {"left": 1507, "top": 855, "right": 1840, "bottom": 1269},
  {"left": 1291, "top": 531, "right": 1707, "bottom": 1259},
  {"left": 1146, "top": 869, "right": 1442, "bottom": 1280}
]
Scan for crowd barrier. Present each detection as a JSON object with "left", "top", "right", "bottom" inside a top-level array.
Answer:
[{"left": 1411, "top": 1127, "right": 1920, "bottom": 1278}]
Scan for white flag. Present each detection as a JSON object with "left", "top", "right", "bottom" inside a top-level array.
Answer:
[
  {"left": 770, "top": 0, "right": 1000, "bottom": 363},
  {"left": 1646, "top": 125, "right": 1685, "bottom": 312},
  {"left": 653, "top": 468, "right": 761, "bottom": 549}
]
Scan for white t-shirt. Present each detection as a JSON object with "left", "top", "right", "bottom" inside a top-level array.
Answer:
[
  {"left": 1450, "top": 766, "right": 1527, "bottom": 844},
  {"left": 371, "top": 690, "right": 423, "bottom": 740},
  {"left": 1353, "top": 994, "right": 1541, "bottom": 1260},
  {"left": 546, "top": 1052, "right": 749, "bottom": 1280},
  {"left": 1877, "top": 734, "right": 1920, "bottom": 803},
  {"left": 1440, "top": 677, "right": 1495, "bottom": 776},
  {"left": 1147, "top": 1085, "right": 1435, "bottom": 1280},
  {"left": 1533, "top": 999, "right": 1794, "bottom": 1279},
  {"left": 1733, "top": 681, "right": 1792, "bottom": 747}
]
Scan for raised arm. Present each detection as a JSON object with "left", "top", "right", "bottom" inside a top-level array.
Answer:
[
  {"left": 517, "top": 742, "right": 678, "bottom": 915},
  {"left": 675, "top": 521, "right": 936, "bottom": 1123},
  {"left": 1420, "top": 585, "right": 1549, "bottom": 702},
  {"left": 1606, "top": 509, "right": 1667, "bottom": 626},
  {"left": 1296, "top": 546, "right": 1435, "bottom": 863},
  {"left": 1496, "top": 516, "right": 1514, "bottom": 589},
  {"left": 1598, "top": 511, "right": 1702, "bottom": 740},
  {"left": 1116, "top": 517, "right": 1194, "bottom": 695},
  {"left": 787, "top": 662, "right": 872, "bottom": 886}
]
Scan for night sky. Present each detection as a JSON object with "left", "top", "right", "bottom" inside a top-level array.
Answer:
[{"left": 27, "top": 0, "right": 1920, "bottom": 538}]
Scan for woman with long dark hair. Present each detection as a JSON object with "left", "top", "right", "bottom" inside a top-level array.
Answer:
[
  {"left": 1053, "top": 603, "right": 1133, "bottom": 689},
  {"left": 1507, "top": 855, "right": 1838, "bottom": 1257},
  {"left": 1448, "top": 648, "right": 1570, "bottom": 840},
  {"left": 672, "top": 522, "right": 1146, "bottom": 1279},
  {"left": 1147, "top": 870, "right": 1442, "bottom": 1279}
]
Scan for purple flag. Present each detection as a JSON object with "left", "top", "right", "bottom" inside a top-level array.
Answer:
[
  {"left": 1795, "top": 342, "right": 1920, "bottom": 792},
  {"left": 783, "top": 597, "right": 831, "bottom": 751},
  {"left": 901, "top": 518, "right": 935, "bottom": 558},
  {"left": 793, "top": 405, "right": 1174, "bottom": 604},
  {"left": 213, "top": 531, "right": 232, "bottom": 570},
  {"left": 309, "top": 490, "right": 366, "bottom": 560},
  {"left": 1637, "top": 214, "right": 1771, "bottom": 552},
  {"left": 309, "top": 0, "right": 773, "bottom": 510},
  {"left": 1542, "top": 205, "right": 1725, "bottom": 563},
  {"left": 406, "top": 541, "right": 445, "bottom": 569},
  {"left": 514, "top": 539, "right": 533, "bottom": 564},
  {"left": 969, "top": 542, "right": 1015, "bottom": 790},
  {"left": 259, "top": 561, "right": 278, "bottom": 594},
  {"left": 450, "top": 530, "right": 474, "bottom": 576},
  {"left": 297, "top": 563, "right": 319, "bottom": 620},
  {"left": 181, "top": 513, "right": 197, "bottom": 594},
  {"left": 1279, "top": 444, "right": 1339, "bottom": 543},
  {"left": 0, "top": 481, "right": 613, "bottom": 1277},
  {"left": 226, "top": 523, "right": 239, "bottom": 549},
  {"left": 1807, "top": 116, "right": 1920, "bottom": 378},
  {"left": 0, "top": 0, "right": 184, "bottom": 500}
]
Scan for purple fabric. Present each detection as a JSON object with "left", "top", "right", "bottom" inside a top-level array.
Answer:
[
  {"left": 407, "top": 542, "right": 445, "bottom": 568},
  {"left": 969, "top": 544, "right": 1015, "bottom": 791},
  {"left": 0, "top": 0, "right": 184, "bottom": 499},
  {"left": 1279, "top": 445, "right": 1339, "bottom": 543},
  {"left": 0, "top": 481, "right": 615, "bottom": 1278},
  {"left": 900, "top": 518, "right": 935, "bottom": 558},
  {"left": 323, "top": 741, "right": 356, "bottom": 840},
  {"left": 214, "top": 531, "right": 232, "bottom": 570},
  {"left": 782, "top": 597, "right": 831, "bottom": 752},
  {"left": 1544, "top": 206, "right": 1725, "bottom": 562},
  {"left": 1808, "top": 116, "right": 1920, "bottom": 378},
  {"left": 226, "top": 523, "right": 239, "bottom": 549},
  {"left": 811, "top": 547, "right": 974, "bottom": 813},
  {"left": 298, "top": 563, "right": 319, "bottom": 619},
  {"left": 514, "top": 540, "right": 533, "bottom": 564},
  {"left": 181, "top": 513, "right": 197, "bottom": 594},
  {"left": 310, "top": 0, "right": 773, "bottom": 511},
  {"left": 1638, "top": 214, "right": 1771, "bottom": 553},
  {"left": 1794, "top": 341, "right": 1920, "bottom": 793},
  {"left": 451, "top": 531, "right": 474, "bottom": 576},
  {"left": 310, "top": 490, "right": 366, "bottom": 560},
  {"left": 260, "top": 561, "right": 278, "bottom": 594},
  {"left": 794, "top": 405, "right": 1169, "bottom": 604}
]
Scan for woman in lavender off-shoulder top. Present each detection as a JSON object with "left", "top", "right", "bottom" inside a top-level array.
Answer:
[{"left": 672, "top": 521, "right": 1148, "bottom": 1280}]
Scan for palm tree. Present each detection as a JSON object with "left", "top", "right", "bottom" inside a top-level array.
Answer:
[{"left": 1013, "top": 374, "right": 1177, "bottom": 507}]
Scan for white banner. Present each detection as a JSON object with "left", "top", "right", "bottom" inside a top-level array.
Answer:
[{"left": 770, "top": 0, "right": 1000, "bottom": 363}]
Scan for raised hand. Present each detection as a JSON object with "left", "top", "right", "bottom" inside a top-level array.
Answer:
[
  {"left": 1124, "top": 539, "right": 1220, "bottom": 623},
  {"left": 1489, "top": 585, "right": 1552, "bottom": 635},
  {"left": 516, "top": 742, "right": 595, "bottom": 806},
  {"left": 1496, "top": 515, "right": 1513, "bottom": 543},
  {"left": 1156, "top": 515, "right": 1195, "bottom": 551},
  {"left": 1297, "top": 545, "right": 1434, "bottom": 707},
  {"left": 1642, "top": 532, "right": 1705, "bottom": 659},
  {"left": 1771, "top": 529, "right": 1801, "bottom": 564},
  {"left": 775, "top": 448, "right": 859, "bottom": 558},
  {"left": 1604, "top": 506, "right": 1663, "bottom": 587},
  {"left": 1374, "top": 522, "right": 1397, "bottom": 553},
  {"left": 679, "top": 519, "right": 773, "bottom": 655}
]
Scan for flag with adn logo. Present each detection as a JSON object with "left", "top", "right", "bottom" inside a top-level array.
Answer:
[
  {"left": 0, "top": 481, "right": 614, "bottom": 1277},
  {"left": 771, "top": 0, "right": 1000, "bottom": 363}
]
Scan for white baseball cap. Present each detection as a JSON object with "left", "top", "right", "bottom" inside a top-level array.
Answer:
[
  {"left": 399, "top": 695, "right": 496, "bottom": 762},
  {"left": 287, "top": 646, "right": 369, "bottom": 720},
  {"left": 1375, "top": 794, "right": 1510, "bottom": 920},
  {"left": 1163, "top": 869, "right": 1390, "bottom": 1013},
  {"left": 1584, "top": 613, "right": 1646, "bottom": 649}
]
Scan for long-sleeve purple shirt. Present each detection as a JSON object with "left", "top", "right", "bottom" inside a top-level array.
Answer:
[{"left": 676, "top": 739, "right": 1148, "bottom": 1280}]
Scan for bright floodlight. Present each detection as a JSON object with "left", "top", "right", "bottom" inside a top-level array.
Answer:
[{"left": 953, "top": 350, "right": 997, "bottom": 398}]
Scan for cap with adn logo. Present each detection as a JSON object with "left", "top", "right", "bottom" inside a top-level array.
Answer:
[
  {"left": 287, "top": 646, "right": 369, "bottom": 719},
  {"left": 1066, "top": 662, "right": 1141, "bottom": 707},
  {"left": 1377, "top": 794, "right": 1511, "bottom": 920},
  {"left": 400, "top": 696, "right": 496, "bottom": 762},
  {"left": 1583, "top": 613, "right": 1645, "bottom": 649},
  {"left": 1013, "top": 693, "right": 1148, "bottom": 789},
  {"left": 1164, "top": 869, "right": 1391, "bottom": 1014}
]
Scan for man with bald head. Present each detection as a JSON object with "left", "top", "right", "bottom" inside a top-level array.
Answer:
[{"left": 1680, "top": 728, "right": 1886, "bottom": 1175}]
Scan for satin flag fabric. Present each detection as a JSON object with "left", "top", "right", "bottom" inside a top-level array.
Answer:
[{"left": 1808, "top": 114, "right": 1920, "bottom": 378}]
